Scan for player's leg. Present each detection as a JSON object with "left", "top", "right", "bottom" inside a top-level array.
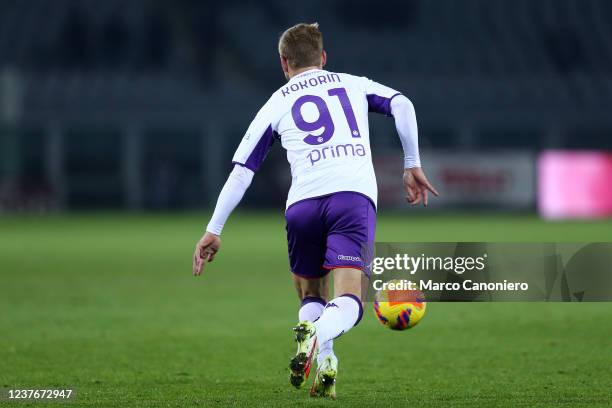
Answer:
[
  {"left": 285, "top": 198, "right": 328, "bottom": 388},
  {"left": 294, "top": 273, "right": 329, "bottom": 322},
  {"left": 310, "top": 192, "right": 375, "bottom": 398},
  {"left": 312, "top": 268, "right": 364, "bottom": 352},
  {"left": 293, "top": 274, "right": 335, "bottom": 370},
  {"left": 310, "top": 267, "right": 363, "bottom": 398},
  {"left": 312, "top": 192, "right": 374, "bottom": 346},
  {"left": 290, "top": 278, "right": 328, "bottom": 389},
  {"left": 294, "top": 274, "right": 331, "bottom": 370}
]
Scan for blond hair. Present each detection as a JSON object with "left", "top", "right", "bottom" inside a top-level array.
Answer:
[{"left": 278, "top": 23, "right": 323, "bottom": 69}]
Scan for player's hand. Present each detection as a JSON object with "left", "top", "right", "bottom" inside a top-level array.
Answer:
[
  {"left": 403, "top": 167, "right": 439, "bottom": 207},
  {"left": 192, "top": 232, "right": 221, "bottom": 276}
]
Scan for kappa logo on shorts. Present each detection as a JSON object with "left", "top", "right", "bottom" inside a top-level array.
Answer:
[
  {"left": 325, "top": 302, "right": 339, "bottom": 309},
  {"left": 337, "top": 254, "right": 362, "bottom": 262}
]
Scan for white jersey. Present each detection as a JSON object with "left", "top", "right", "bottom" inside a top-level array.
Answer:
[{"left": 231, "top": 69, "right": 401, "bottom": 209}]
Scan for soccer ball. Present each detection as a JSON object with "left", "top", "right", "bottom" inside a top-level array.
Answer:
[{"left": 373, "top": 281, "right": 426, "bottom": 330}]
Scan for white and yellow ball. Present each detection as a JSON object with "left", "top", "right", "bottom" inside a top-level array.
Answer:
[{"left": 373, "top": 281, "right": 426, "bottom": 330}]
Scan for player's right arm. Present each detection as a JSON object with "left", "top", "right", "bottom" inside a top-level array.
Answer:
[
  {"left": 389, "top": 95, "right": 439, "bottom": 206},
  {"left": 192, "top": 97, "right": 279, "bottom": 276},
  {"left": 364, "top": 78, "right": 439, "bottom": 206}
]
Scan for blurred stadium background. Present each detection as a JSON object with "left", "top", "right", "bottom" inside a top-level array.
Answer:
[{"left": 0, "top": 0, "right": 611, "bottom": 216}]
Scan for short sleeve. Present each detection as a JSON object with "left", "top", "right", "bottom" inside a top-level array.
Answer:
[
  {"left": 364, "top": 78, "right": 402, "bottom": 117},
  {"left": 231, "top": 97, "right": 279, "bottom": 172}
]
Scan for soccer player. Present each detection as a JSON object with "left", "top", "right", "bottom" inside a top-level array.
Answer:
[{"left": 192, "top": 23, "right": 438, "bottom": 399}]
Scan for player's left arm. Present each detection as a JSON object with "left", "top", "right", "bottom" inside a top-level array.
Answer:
[
  {"left": 193, "top": 97, "right": 279, "bottom": 276},
  {"left": 192, "top": 165, "right": 254, "bottom": 276}
]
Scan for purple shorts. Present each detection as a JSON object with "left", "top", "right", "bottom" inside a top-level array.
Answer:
[{"left": 285, "top": 191, "right": 376, "bottom": 279}]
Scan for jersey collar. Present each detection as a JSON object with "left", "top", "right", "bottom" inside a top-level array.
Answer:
[{"left": 290, "top": 68, "right": 324, "bottom": 81}]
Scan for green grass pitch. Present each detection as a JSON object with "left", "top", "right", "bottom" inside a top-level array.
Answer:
[{"left": 1, "top": 213, "right": 611, "bottom": 407}]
